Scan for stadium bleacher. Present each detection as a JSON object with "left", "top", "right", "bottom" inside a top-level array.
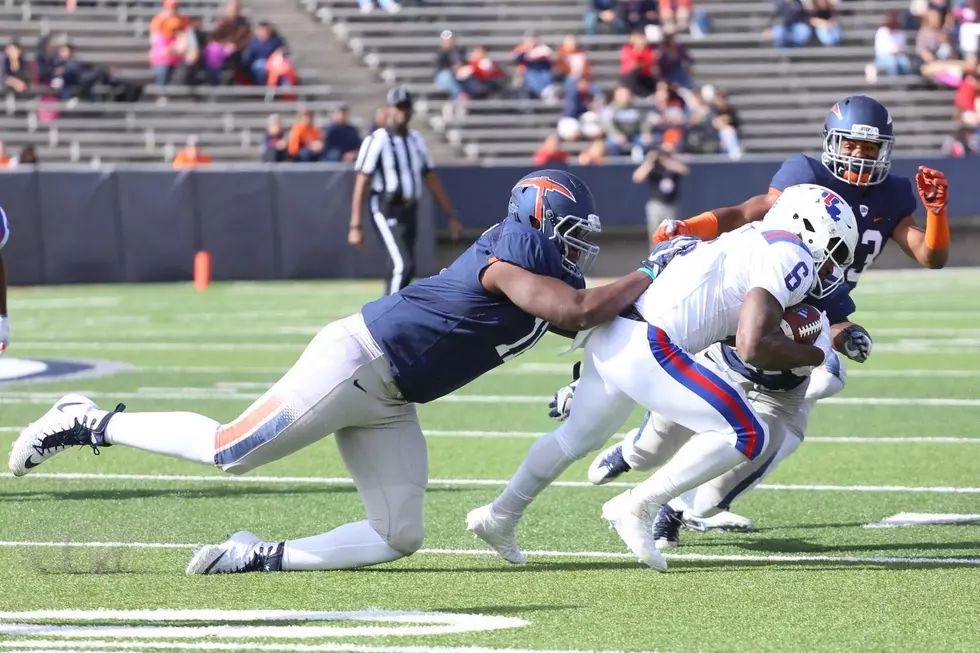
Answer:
[
  {"left": 307, "top": 0, "right": 959, "bottom": 163},
  {"left": 0, "top": 0, "right": 962, "bottom": 164}
]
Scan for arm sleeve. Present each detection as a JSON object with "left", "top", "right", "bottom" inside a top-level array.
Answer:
[
  {"left": 354, "top": 131, "right": 385, "bottom": 174},
  {"left": 0, "top": 206, "right": 8, "bottom": 250},
  {"left": 768, "top": 154, "right": 817, "bottom": 194},
  {"left": 412, "top": 131, "right": 435, "bottom": 174},
  {"left": 748, "top": 239, "right": 816, "bottom": 309}
]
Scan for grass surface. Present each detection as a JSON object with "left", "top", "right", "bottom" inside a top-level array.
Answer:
[{"left": 2, "top": 270, "right": 980, "bottom": 652}]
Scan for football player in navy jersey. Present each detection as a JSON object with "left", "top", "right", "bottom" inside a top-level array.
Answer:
[
  {"left": 574, "top": 95, "right": 951, "bottom": 534},
  {"left": 8, "top": 169, "right": 663, "bottom": 575}
]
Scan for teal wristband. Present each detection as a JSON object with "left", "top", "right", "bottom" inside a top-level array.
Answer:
[{"left": 637, "top": 266, "right": 657, "bottom": 281}]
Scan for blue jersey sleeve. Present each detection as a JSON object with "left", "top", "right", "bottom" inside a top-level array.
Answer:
[
  {"left": 894, "top": 175, "right": 919, "bottom": 218},
  {"left": 809, "top": 284, "right": 856, "bottom": 325},
  {"left": 769, "top": 154, "right": 818, "bottom": 193},
  {"left": 487, "top": 224, "right": 564, "bottom": 279}
]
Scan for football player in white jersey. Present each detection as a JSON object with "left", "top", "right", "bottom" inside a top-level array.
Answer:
[
  {"left": 0, "top": 206, "right": 9, "bottom": 356},
  {"left": 467, "top": 184, "right": 859, "bottom": 571}
]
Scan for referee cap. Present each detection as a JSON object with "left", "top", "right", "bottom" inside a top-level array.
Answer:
[{"left": 387, "top": 86, "right": 414, "bottom": 109}]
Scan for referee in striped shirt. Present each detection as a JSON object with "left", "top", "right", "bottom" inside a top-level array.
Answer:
[{"left": 349, "top": 86, "right": 462, "bottom": 295}]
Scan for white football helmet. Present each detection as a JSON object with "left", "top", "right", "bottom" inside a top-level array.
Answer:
[{"left": 762, "top": 183, "right": 859, "bottom": 299}]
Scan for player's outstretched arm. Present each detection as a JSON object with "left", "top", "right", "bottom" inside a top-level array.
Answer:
[
  {"left": 891, "top": 166, "right": 950, "bottom": 269},
  {"left": 831, "top": 320, "right": 873, "bottom": 363},
  {"left": 653, "top": 193, "right": 775, "bottom": 244},
  {"left": 481, "top": 262, "right": 652, "bottom": 332},
  {"left": 735, "top": 287, "right": 825, "bottom": 371}
]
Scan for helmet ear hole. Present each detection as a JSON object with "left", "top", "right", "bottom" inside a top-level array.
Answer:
[{"left": 802, "top": 217, "right": 816, "bottom": 233}]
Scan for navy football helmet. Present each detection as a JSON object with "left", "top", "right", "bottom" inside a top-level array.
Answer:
[
  {"left": 821, "top": 95, "right": 894, "bottom": 187},
  {"left": 508, "top": 169, "right": 602, "bottom": 278}
]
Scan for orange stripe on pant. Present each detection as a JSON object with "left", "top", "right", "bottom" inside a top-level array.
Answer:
[{"left": 215, "top": 396, "right": 283, "bottom": 453}]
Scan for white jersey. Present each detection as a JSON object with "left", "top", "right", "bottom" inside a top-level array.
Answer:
[{"left": 636, "top": 223, "right": 815, "bottom": 354}]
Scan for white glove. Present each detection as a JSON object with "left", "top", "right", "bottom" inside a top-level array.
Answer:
[
  {"left": 0, "top": 315, "right": 8, "bottom": 357},
  {"left": 790, "top": 311, "right": 831, "bottom": 377},
  {"left": 840, "top": 324, "right": 873, "bottom": 363},
  {"left": 548, "top": 362, "right": 581, "bottom": 422}
]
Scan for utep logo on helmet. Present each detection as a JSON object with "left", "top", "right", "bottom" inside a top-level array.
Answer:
[
  {"left": 821, "top": 190, "right": 844, "bottom": 222},
  {"left": 514, "top": 176, "right": 575, "bottom": 222},
  {"left": 850, "top": 123, "right": 880, "bottom": 140}
]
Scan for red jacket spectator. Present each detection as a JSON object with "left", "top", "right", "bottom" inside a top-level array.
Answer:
[
  {"left": 621, "top": 36, "right": 656, "bottom": 77},
  {"left": 533, "top": 134, "right": 569, "bottom": 166},
  {"left": 468, "top": 48, "right": 506, "bottom": 81}
]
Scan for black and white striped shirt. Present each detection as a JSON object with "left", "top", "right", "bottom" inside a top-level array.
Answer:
[{"left": 354, "top": 127, "right": 435, "bottom": 203}]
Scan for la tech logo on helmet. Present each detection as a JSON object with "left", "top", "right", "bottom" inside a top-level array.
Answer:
[{"left": 821, "top": 190, "right": 845, "bottom": 222}]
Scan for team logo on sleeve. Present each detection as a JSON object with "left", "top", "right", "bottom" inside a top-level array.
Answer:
[
  {"left": 859, "top": 205, "right": 869, "bottom": 217},
  {"left": 821, "top": 190, "right": 845, "bottom": 222},
  {"left": 514, "top": 177, "right": 576, "bottom": 222}
]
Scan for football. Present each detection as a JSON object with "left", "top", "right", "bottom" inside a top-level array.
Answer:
[{"left": 780, "top": 303, "right": 823, "bottom": 344}]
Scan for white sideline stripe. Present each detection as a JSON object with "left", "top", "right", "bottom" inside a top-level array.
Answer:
[
  {"left": 3, "top": 472, "right": 980, "bottom": 494},
  {"left": 5, "top": 427, "right": 980, "bottom": 443},
  {"left": 0, "top": 541, "right": 975, "bottom": 567},
  {"left": 0, "top": 640, "right": 668, "bottom": 653},
  {"left": 864, "top": 512, "right": 980, "bottom": 529}
]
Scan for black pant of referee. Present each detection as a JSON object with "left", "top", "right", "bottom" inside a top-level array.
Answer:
[
  {"left": 349, "top": 86, "right": 463, "bottom": 297},
  {"left": 370, "top": 195, "right": 418, "bottom": 295}
]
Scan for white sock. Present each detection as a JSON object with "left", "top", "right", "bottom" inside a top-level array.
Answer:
[
  {"left": 99, "top": 411, "right": 218, "bottom": 466},
  {"left": 667, "top": 488, "right": 697, "bottom": 513},
  {"left": 491, "top": 431, "right": 576, "bottom": 519},
  {"left": 627, "top": 432, "right": 748, "bottom": 512},
  {"left": 282, "top": 520, "right": 404, "bottom": 571}
]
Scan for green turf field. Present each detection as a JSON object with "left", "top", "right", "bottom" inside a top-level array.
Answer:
[{"left": 2, "top": 269, "right": 980, "bottom": 653}]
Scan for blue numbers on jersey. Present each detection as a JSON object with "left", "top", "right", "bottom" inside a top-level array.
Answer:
[
  {"left": 496, "top": 317, "right": 549, "bottom": 363},
  {"left": 784, "top": 261, "right": 810, "bottom": 292},
  {"left": 846, "top": 229, "right": 884, "bottom": 285}
]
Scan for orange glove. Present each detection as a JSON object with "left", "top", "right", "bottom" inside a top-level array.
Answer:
[
  {"left": 652, "top": 219, "right": 690, "bottom": 244},
  {"left": 916, "top": 166, "right": 948, "bottom": 215}
]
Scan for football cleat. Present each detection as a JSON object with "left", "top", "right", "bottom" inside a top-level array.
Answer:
[
  {"left": 601, "top": 495, "right": 667, "bottom": 572},
  {"left": 466, "top": 504, "right": 527, "bottom": 564},
  {"left": 652, "top": 504, "right": 683, "bottom": 549},
  {"left": 185, "top": 530, "right": 284, "bottom": 575},
  {"left": 683, "top": 510, "right": 755, "bottom": 532},
  {"left": 8, "top": 395, "right": 124, "bottom": 477},
  {"left": 588, "top": 441, "right": 632, "bottom": 485}
]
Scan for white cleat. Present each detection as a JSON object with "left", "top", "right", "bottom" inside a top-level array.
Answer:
[
  {"left": 466, "top": 504, "right": 527, "bottom": 564},
  {"left": 684, "top": 510, "right": 755, "bottom": 532},
  {"left": 186, "top": 530, "right": 284, "bottom": 575},
  {"left": 8, "top": 394, "right": 100, "bottom": 476},
  {"left": 602, "top": 495, "right": 667, "bottom": 572}
]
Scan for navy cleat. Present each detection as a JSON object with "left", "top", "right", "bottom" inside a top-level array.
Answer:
[
  {"left": 587, "top": 442, "right": 632, "bottom": 485},
  {"left": 9, "top": 397, "right": 125, "bottom": 476},
  {"left": 652, "top": 504, "right": 683, "bottom": 550},
  {"left": 186, "top": 531, "right": 285, "bottom": 575}
]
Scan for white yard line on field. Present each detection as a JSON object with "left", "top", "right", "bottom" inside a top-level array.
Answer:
[
  {"left": 3, "top": 472, "right": 980, "bottom": 494},
  {"left": 0, "top": 541, "right": 975, "bottom": 568}
]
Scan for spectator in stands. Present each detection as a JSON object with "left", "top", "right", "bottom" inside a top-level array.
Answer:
[
  {"left": 658, "top": 30, "right": 693, "bottom": 88},
  {"left": 944, "top": 125, "right": 980, "bottom": 156},
  {"left": 809, "top": 0, "right": 841, "bottom": 46},
  {"left": 660, "top": 0, "right": 691, "bottom": 32},
  {"left": 585, "top": 0, "right": 626, "bottom": 37},
  {"left": 511, "top": 32, "right": 556, "bottom": 101},
  {"left": 2, "top": 40, "right": 28, "bottom": 96},
  {"left": 579, "top": 137, "right": 608, "bottom": 165},
  {"left": 434, "top": 31, "right": 477, "bottom": 101},
  {"left": 556, "top": 34, "right": 591, "bottom": 92},
  {"left": 176, "top": 17, "right": 206, "bottom": 86},
  {"left": 150, "top": 25, "right": 183, "bottom": 86},
  {"left": 633, "top": 140, "right": 688, "bottom": 243},
  {"left": 620, "top": 29, "right": 658, "bottom": 97},
  {"left": 602, "top": 85, "right": 644, "bottom": 156},
  {"left": 708, "top": 86, "right": 742, "bottom": 159},
  {"left": 173, "top": 136, "right": 212, "bottom": 169},
  {"left": 36, "top": 35, "right": 60, "bottom": 85},
  {"left": 620, "top": 0, "right": 660, "bottom": 34},
  {"left": 207, "top": 0, "right": 252, "bottom": 85},
  {"left": 557, "top": 75, "right": 603, "bottom": 141},
  {"left": 358, "top": 0, "right": 402, "bottom": 15},
  {"left": 917, "top": 9, "right": 960, "bottom": 84},
  {"left": 955, "top": 67, "right": 978, "bottom": 124},
  {"left": 15, "top": 145, "right": 37, "bottom": 166},
  {"left": 323, "top": 104, "right": 362, "bottom": 162},
  {"left": 467, "top": 45, "right": 508, "bottom": 99},
  {"left": 242, "top": 22, "right": 287, "bottom": 86},
  {"left": 53, "top": 43, "right": 143, "bottom": 103},
  {"left": 873, "top": 10, "right": 913, "bottom": 76},
  {"left": 0, "top": 141, "right": 10, "bottom": 168},
  {"left": 770, "top": 0, "right": 812, "bottom": 48},
  {"left": 532, "top": 134, "right": 569, "bottom": 165},
  {"left": 288, "top": 109, "right": 324, "bottom": 162},
  {"left": 151, "top": 0, "right": 189, "bottom": 42},
  {"left": 955, "top": 1, "right": 980, "bottom": 62},
  {"left": 644, "top": 80, "right": 688, "bottom": 147},
  {"left": 262, "top": 113, "right": 289, "bottom": 162}
]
